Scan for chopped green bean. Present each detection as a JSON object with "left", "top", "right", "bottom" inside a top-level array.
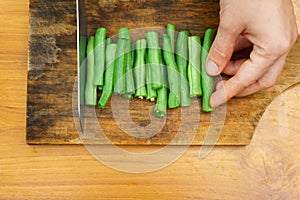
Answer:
[
  {"left": 98, "top": 43, "right": 117, "bottom": 108},
  {"left": 116, "top": 28, "right": 135, "bottom": 98},
  {"left": 113, "top": 38, "right": 127, "bottom": 95},
  {"left": 166, "top": 23, "right": 176, "bottom": 53},
  {"left": 124, "top": 41, "right": 135, "bottom": 97},
  {"left": 154, "top": 49, "right": 168, "bottom": 117},
  {"left": 134, "top": 39, "right": 147, "bottom": 99},
  {"left": 176, "top": 30, "right": 191, "bottom": 106},
  {"left": 146, "top": 31, "right": 163, "bottom": 90},
  {"left": 188, "top": 36, "right": 202, "bottom": 98},
  {"left": 145, "top": 49, "right": 157, "bottom": 101},
  {"left": 201, "top": 28, "right": 216, "bottom": 112},
  {"left": 97, "top": 38, "right": 112, "bottom": 91},
  {"left": 85, "top": 36, "right": 97, "bottom": 106},
  {"left": 162, "top": 34, "right": 181, "bottom": 108},
  {"left": 94, "top": 28, "right": 106, "bottom": 88}
]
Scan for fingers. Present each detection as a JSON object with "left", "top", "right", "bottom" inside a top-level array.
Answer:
[
  {"left": 206, "top": 11, "right": 244, "bottom": 76},
  {"left": 210, "top": 46, "right": 278, "bottom": 107},
  {"left": 220, "top": 37, "right": 252, "bottom": 75},
  {"left": 207, "top": 0, "right": 298, "bottom": 108}
]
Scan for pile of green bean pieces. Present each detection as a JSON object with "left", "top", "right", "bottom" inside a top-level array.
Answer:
[{"left": 83, "top": 24, "right": 216, "bottom": 117}]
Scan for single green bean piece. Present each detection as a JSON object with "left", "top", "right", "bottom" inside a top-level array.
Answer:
[
  {"left": 159, "top": 48, "right": 168, "bottom": 87},
  {"left": 124, "top": 41, "right": 135, "bottom": 97},
  {"left": 162, "top": 34, "right": 181, "bottom": 108},
  {"left": 188, "top": 36, "right": 202, "bottom": 98},
  {"left": 176, "top": 30, "right": 191, "bottom": 106},
  {"left": 79, "top": 36, "right": 87, "bottom": 105},
  {"left": 145, "top": 49, "right": 157, "bottom": 101},
  {"left": 113, "top": 38, "right": 127, "bottom": 95},
  {"left": 113, "top": 28, "right": 130, "bottom": 95},
  {"left": 85, "top": 36, "right": 97, "bottom": 106},
  {"left": 134, "top": 39, "right": 147, "bottom": 99},
  {"left": 201, "top": 28, "right": 217, "bottom": 112},
  {"left": 154, "top": 49, "right": 168, "bottom": 117},
  {"left": 94, "top": 28, "right": 106, "bottom": 88},
  {"left": 117, "top": 28, "right": 135, "bottom": 98},
  {"left": 146, "top": 31, "right": 163, "bottom": 90},
  {"left": 98, "top": 43, "right": 117, "bottom": 109},
  {"left": 97, "top": 38, "right": 112, "bottom": 91},
  {"left": 124, "top": 42, "right": 135, "bottom": 100},
  {"left": 166, "top": 23, "right": 176, "bottom": 53}
]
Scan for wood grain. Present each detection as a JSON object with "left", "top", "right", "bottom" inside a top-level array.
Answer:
[
  {"left": 27, "top": 0, "right": 79, "bottom": 143},
  {"left": 27, "top": 0, "right": 300, "bottom": 145},
  {"left": 0, "top": 0, "right": 300, "bottom": 199}
]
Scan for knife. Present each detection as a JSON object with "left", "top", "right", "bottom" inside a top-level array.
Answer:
[{"left": 77, "top": 0, "right": 87, "bottom": 133}]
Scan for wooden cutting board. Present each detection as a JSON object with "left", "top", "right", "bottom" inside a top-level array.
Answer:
[{"left": 26, "top": 0, "right": 300, "bottom": 145}]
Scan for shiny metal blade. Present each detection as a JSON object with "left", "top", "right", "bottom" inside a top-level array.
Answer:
[{"left": 76, "top": 0, "right": 87, "bottom": 133}]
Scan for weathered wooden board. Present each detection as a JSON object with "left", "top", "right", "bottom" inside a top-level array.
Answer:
[{"left": 27, "top": 0, "right": 300, "bottom": 145}]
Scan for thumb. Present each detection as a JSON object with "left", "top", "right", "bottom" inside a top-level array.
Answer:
[{"left": 206, "top": 16, "right": 243, "bottom": 76}]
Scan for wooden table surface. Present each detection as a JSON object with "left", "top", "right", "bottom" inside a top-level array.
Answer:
[{"left": 0, "top": 0, "right": 300, "bottom": 199}]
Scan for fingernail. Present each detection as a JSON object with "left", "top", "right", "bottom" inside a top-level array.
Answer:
[
  {"left": 206, "top": 60, "right": 219, "bottom": 76},
  {"left": 210, "top": 89, "right": 226, "bottom": 108}
]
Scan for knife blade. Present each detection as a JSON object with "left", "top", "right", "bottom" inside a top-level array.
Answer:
[{"left": 77, "top": 0, "right": 87, "bottom": 133}]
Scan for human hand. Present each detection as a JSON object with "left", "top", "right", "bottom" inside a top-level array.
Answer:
[{"left": 207, "top": 0, "right": 298, "bottom": 107}]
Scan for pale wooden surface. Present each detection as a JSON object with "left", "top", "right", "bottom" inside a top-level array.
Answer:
[{"left": 0, "top": 0, "right": 300, "bottom": 199}]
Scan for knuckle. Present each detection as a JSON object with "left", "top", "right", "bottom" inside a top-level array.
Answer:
[
  {"left": 263, "top": 35, "right": 295, "bottom": 58},
  {"left": 278, "top": 39, "right": 292, "bottom": 53},
  {"left": 264, "top": 41, "right": 289, "bottom": 58}
]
